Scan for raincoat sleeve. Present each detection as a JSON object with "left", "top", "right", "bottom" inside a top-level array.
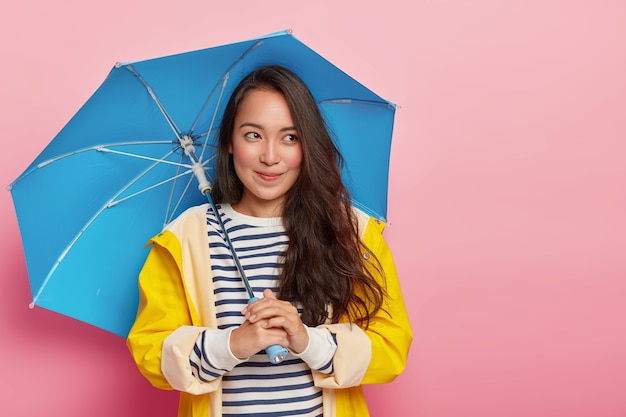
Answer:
[
  {"left": 127, "top": 220, "right": 223, "bottom": 395},
  {"left": 312, "top": 215, "right": 413, "bottom": 388},
  {"left": 126, "top": 235, "right": 192, "bottom": 390}
]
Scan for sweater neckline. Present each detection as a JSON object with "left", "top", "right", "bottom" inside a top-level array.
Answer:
[{"left": 219, "top": 203, "right": 284, "bottom": 228}]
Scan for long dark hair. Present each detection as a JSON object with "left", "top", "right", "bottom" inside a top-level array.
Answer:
[{"left": 211, "top": 65, "right": 386, "bottom": 327}]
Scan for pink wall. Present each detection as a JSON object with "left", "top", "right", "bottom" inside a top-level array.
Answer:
[{"left": 1, "top": 1, "right": 625, "bottom": 416}]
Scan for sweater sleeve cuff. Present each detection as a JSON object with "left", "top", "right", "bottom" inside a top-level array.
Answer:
[
  {"left": 202, "top": 328, "right": 248, "bottom": 370},
  {"left": 291, "top": 326, "right": 337, "bottom": 371}
]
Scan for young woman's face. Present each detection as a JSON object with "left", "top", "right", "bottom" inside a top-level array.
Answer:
[{"left": 229, "top": 88, "right": 303, "bottom": 217}]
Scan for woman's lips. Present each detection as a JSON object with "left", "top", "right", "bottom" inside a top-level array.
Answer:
[{"left": 256, "top": 171, "right": 281, "bottom": 181}]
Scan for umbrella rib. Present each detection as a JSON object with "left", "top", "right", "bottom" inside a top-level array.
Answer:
[
  {"left": 29, "top": 145, "right": 208, "bottom": 307},
  {"left": 197, "top": 80, "right": 227, "bottom": 163},
  {"left": 165, "top": 171, "right": 196, "bottom": 225},
  {"left": 97, "top": 147, "right": 193, "bottom": 169},
  {"left": 194, "top": 127, "right": 219, "bottom": 163},
  {"left": 103, "top": 145, "right": 216, "bottom": 226},
  {"left": 110, "top": 169, "right": 194, "bottom": 207},
  {"left": 320, "top": 98, "right": 397, "bottom": 109},
  {"left": 29, "top": 190, "right": 135, "bottom": 307},
  {"left": 189, "top": 73, "right": 227, "bottom": 137},
  {"left": 105, "top": 141, "right": 213, "bottom": 215},
  {"left": 350, "top": 199, "right": 382, "bottom": 221},
  {"left": 101, "top": 146, "right": 212, "bottom": 209},
  {"left": 188, "top": 38, "right": 265, "bottom": 138},
  {"left": 191, "top": 39, "right": 268, "bottom": 163},
  {"left": 163, "top": 150, "right": 188, "bottom": 226},
  {"left": 124, "top": 64, "right": 183, "bottom": 139},
  {"left": 21, "top": 139, "right": 214, "bottom": 213},
  {"left": 12, "top": 141, "right": 188, "bottom": 176},
  {"left": 9, "top": 142, "right": 193, "bottom": 189}
]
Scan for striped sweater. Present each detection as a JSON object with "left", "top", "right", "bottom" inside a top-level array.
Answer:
[{"left": 189, "top": 204, "right": 337, "bottom": 416}]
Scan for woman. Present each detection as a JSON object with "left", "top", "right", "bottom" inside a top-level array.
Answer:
[{"left": 127, "top": 65, "right": 412, "bottom": 417}]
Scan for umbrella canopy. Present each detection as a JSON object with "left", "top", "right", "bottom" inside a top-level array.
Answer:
[{"left": 9, "top": 30, "right": 396, "bottom": 337}]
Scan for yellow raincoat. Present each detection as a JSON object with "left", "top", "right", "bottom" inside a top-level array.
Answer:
[{"left": 127, "top": 204, "right": 412, "bottom": 417}]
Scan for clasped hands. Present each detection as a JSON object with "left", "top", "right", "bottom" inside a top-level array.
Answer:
[{"left": 230, "top": 288, "right": 309, "bottom": 360}]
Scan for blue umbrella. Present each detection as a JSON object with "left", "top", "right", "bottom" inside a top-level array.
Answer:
[{"left": 8, "top": 30, "right": 396, "bottom": 338}]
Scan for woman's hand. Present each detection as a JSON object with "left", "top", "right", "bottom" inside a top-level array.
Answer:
[
  {"left": 229, "top": 314, "right": 289, "bottom": 360},
  {"left": 234, "top": 289, "right": 310, "bottom": 356}
]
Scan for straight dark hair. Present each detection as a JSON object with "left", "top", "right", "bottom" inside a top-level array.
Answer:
[{"left": 211, "top": 65, "right": 386, "bottom": 327}]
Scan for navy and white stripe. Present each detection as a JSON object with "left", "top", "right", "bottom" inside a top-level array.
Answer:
[{"left": 189, "top": 204, "right": 335, "bottom": 416}]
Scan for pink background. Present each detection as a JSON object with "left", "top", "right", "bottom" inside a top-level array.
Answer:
[{"left": 1, "top": 1, "right": 625, "bottom": 416}]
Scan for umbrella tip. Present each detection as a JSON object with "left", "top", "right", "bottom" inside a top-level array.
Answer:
[{"left": 28, "top": 302, "right": 35, "bottom": 309}]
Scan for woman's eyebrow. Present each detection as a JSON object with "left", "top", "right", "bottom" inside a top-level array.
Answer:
[
  {"left": 238, "top": 122, "right": 297, "bottom": 132},
  {"left": 238, "top": 122, "right": 263, "bottom": 129}
]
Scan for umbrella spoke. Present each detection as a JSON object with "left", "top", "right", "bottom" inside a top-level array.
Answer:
[
  {"left": 109, "top": 168, "right": 193, "bottom": 207},
  {"left": 188, "top": 38, "right": 264, "bottom": 134},
  {"left": 319, "top": 98, "right": 396, "bottom": 109},
  {"left": 188, "top": 73, "right": 228, "bottom": 139},
  {"left": 189, "top": 39, "right": 265, "bottom": 160},
  {"left": 123, "top": 64, "right": 183, "bottom": 140},
  {"left": 163, "top": 149, "right": 216, "bottom": 225},
  {"left": 103, "top": 141, "right": 215, "bottom": 223},
  {"left": 97, "top": 146, "right": 193, "bottom": 169},
  {"left": 30, "top": 139, "right": 216, "bottom": 174},
  {"left": 123, "top": 59, "right": 222, "bottom": 178},
  {"left": 165, "top": 170, "right": 196, "bottom": 225},
  {"left": 16, "top": 141, "right": 188, "bottom": 174},
  {"left": 29, "top": 142, "right": 211, "bottom": 305},
  {"left": 197, "top": 89, "right": 224, "bottom": 163},
  {"left": 180, "top": 127, "right": 220, "bottom": 168}
]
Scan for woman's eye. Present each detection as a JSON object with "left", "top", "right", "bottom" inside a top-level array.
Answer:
[
  {"left": 245, "top": 132, "right": 261, "bottom": 140},
  {"left": 284, "top": 134, "right": 298, "bottom": 143}
]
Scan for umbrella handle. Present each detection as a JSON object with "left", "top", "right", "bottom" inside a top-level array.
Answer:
[{"left": 248, "top": 297, "right": 289, "bottom": 364}]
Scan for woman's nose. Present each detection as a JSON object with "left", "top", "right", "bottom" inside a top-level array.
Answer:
[{"left": 260, "top": 140, "right": 280, "bottom": 165}]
